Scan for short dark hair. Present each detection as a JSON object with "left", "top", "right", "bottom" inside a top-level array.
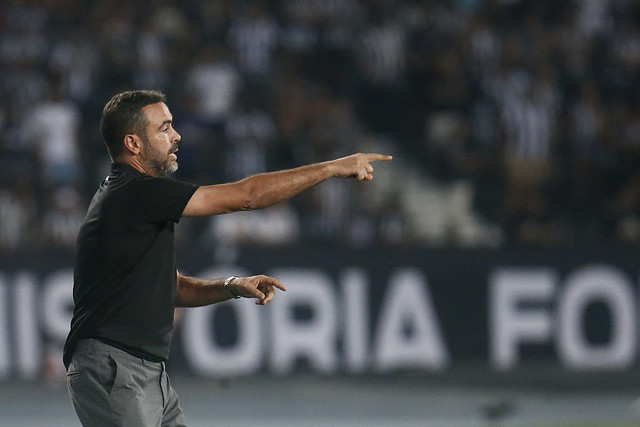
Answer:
[{"left": 100, "top": 90, "right": 166, "bottom": 160}]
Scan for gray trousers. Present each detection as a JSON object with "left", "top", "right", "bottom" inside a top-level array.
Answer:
[{"left": 67, "top": 339, "right": 187, "bottom": 427}]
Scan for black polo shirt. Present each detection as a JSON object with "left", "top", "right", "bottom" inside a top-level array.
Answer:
[{"left": 63, "top": 163, "right": 199, "bottom": 368}]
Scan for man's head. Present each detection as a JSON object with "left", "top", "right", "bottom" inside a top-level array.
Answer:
[{"left": 100, "top": 90, "right": 181, "bottom": 177}]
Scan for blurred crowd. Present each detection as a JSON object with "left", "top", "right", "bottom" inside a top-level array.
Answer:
[{"left": 2, "top": 0, "right": 640, "bottom": 254}]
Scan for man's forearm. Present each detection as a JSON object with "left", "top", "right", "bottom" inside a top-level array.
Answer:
[
  {"left": 240, "top": 161, "right": 333, "bottom": 210},
  {"left": 175, "top": 274, "right": 231, "bottom": 307},
  {"left": 176, "top": 273, "right": 286, "bottom": 306}
]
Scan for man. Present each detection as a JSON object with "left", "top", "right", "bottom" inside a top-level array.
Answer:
[{"left": 63, "top": 89, "right": 391, "bottom": 426}]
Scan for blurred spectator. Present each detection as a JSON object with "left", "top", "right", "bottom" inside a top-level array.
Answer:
[
  {"left": 0, "top": 176, "right": 37, "bottom": 253},
  {"left": 227, "top": 2, "right": 279, "bottom": 90},
  {"left": 21, "top": 82, "right": 83, "bottom": 188},
  {"left": 41, "top": 186, "right": 86, "bottom": 249},
  {"left": 575, "top": 0, "right": 612, "bottom": 38},
  {"left": 204, "top": 201, "right": 300, "bottom": 263},
  {"left": 223, "top": 93, "right": 277, "bottom": 181},
  {"left": 498, "top": 70, "right": 558, "bottom": 190},
  {"left": 134, "top": 18, "right": 169, "bottom": 90},
  {"left": 170, "top": 96, "right": 223, "bottom": 184},
  {"left": 279, "top": 0, "right": 364, "bottom": 92},
  {"left": 208, "top": 203, "right": 300, "bottom": 247},
  {"left": 354, "top": 6, "right": 407, "bottom": 136},
  {"left": 49, "top": 27, "right": 100, "bottom": 105},
  {"left": 306, "top": 177, "right": 354, "bottom": 242},
  {"left": 184, "top": 45, "right": 240, "bottom": 129},
  {"left": 1, "top": 1, "right": 48, "bottom": 67}
]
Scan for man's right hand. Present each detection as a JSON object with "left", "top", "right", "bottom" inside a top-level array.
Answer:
[{"left": 328, "top": 153, "right": 393, "bottom": 181}]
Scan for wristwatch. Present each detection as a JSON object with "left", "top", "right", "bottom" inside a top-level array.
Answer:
[{"left": 224, "top": 276, "right": 241, "bottom": 299}]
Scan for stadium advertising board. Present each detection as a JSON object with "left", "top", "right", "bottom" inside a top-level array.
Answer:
[{"left": 0, "top": 245, "right": 638, "bottom": 379}]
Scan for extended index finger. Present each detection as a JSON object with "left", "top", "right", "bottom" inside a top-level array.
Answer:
[
  {"left": 365, "top": 153, "right": 393, "bottom": 162},
  {"left": 265, "top": 276, "right": 287, "bottom": 292}
]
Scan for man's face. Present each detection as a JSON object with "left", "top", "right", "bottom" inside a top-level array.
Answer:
[{"left": 139, "top": 102, "right": 181, "bottom": 177}]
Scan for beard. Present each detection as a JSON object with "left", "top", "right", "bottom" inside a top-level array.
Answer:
[
  {"left": 141, "top": 138, "right": 178, "bottom": 177},
  {"left": 148, "top": 153, "right": 178, "bottom": 177}
]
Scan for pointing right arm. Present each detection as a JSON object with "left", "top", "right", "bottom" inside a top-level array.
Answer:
[{"left": 182, "top": 153, "right": 392, "bottom": 217}]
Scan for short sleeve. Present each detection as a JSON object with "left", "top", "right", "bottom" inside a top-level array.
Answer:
[{"left": 128, "top": 176, "right": 199, "bottom": 224}]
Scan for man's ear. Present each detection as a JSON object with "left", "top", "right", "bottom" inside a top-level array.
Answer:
[{"left": 124, "top": 134, "right": 142, "bottom": 155}]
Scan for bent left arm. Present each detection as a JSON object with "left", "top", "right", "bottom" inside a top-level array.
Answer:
[{"left": 176, "top": 272, "right": 286, "bottom": 307}]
